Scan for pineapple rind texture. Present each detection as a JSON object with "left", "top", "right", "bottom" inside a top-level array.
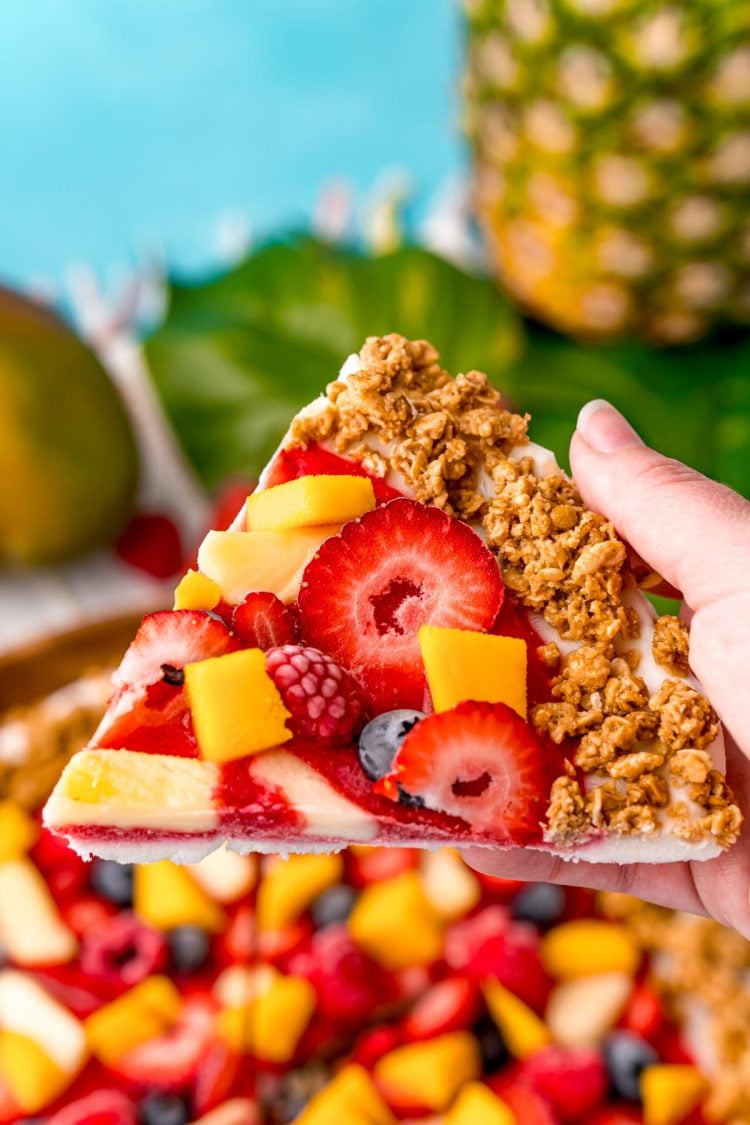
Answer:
[{"left": 464, "top": 0, "right": 750, "bottom": 342}]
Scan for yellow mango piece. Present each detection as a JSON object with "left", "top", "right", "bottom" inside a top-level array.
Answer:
[
  {"left": 446, "top": 1082, "right": 517, "bottom": 1125},
  {"left": 257, "top": 853, "right": 344, "bottom": 932},
  {"left": 86, "top": 977, "right": 181, "bottom": 1065},
  {"left": 134, "top": 861, "right": 225, "bottom": 933},
  {"left": 0, "top": 802, "right": 37, "bottom": 860},
  {"left": 641, "top": 1065, "right": 708, "bottom": 1125},
  {"left": 174, "top": 569, "right": 221, "bottom": 611},
  {"left": 186, "top": 648, "right": 292, "bottom": 762},
  {"left": 0, "top": 1030, "right": 67, "bottom": 1113},
  {"left": 198, "top": 525, "right": 341, "bottom": 604},
  {"left": 541, "top": 920, "right": 640, "bottom": 979},
  {"left": 297, "top": 1065, "right": 396, "bottom": 1125},
  {"left": 246, "top": 475, "right": 375, "bottom": 532},
  {"left": 483, "top": 981, "right": 552, "bottom": 1060},
  {"left": 216, "top": 1005, "right": 247, "bottom": 1052},
  {"left": 246, "top": 973, "right": 316, "bottom": 1063},
  {"left": 349, "top": 870, "right": 444, "bottom": 970},
  {"left": 374, "top": 1032, "right": 480, "bottom": 1112},
  {"left": 419, "top": 626, "right": 527, "bottom": 718}
]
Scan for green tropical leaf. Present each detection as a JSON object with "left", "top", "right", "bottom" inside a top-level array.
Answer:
[{"left": 145, "top": 237, "right": 524, "bottom": 486}]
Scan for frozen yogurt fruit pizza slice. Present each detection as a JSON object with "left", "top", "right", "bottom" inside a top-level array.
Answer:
[{"left": 44, "top": 335, "right": 742, "bottom": 864}]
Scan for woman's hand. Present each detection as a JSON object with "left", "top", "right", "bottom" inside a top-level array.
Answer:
[{"left": 464, "top": 400, "right": 750, "bottom": 937}]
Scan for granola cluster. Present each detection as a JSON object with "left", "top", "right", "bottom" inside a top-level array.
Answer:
[{"left": 289, "top": 334, "right": 741, "bottom": 849}]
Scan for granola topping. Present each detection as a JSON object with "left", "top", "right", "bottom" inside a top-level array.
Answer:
[{"left": 288, "top": 334, "right": 741, "bottom": 850}]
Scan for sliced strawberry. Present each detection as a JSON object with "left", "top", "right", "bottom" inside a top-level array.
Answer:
[
  {"left": 288, "top": 924, "right": 397, "bottom": 1027},
  {"left": 47, "top": 1090, "right": 137, "bottom": 1125},
  {"left": 192, "top": 1038, "right": 241, "bottom": 1115},
  {"left": 97, "top": 611, "right": 236, "bottom": 756},
  {"left": 0, "top": 1080, "right": 20, "bottom": 1125},
  {"left": 111, "top": 994, "right": 218, "bottom": 1091},
  {"left": 352, "top": 1024, "right": 403, "bottom": 1069},
  {"left": 444, "top": 906, "right": 510, "bottom": 972},
  {"left": 383, "top": 701, "right": 551, "bottom": 844},
  {"left": 232, "top": 592, "right": 298, "bottom": 649},
  {"left": 469, "top": 921, "right": 550, "bottom": 1012},
  {"left": 490, "top": 1077, "right": 559, "bottom": 1125},
  {"left": 297, "top": 498, "right": 504, "bottom": 712},
  {"left": 519, "top": 1046, "right": 608, "bottom": 1122},
  {"left": 347, "top": 847, "right": 418, "bottom": 888},
  {"left": 620, "top": 980, "right": 665, "bottom": 1042},
  {"left": 402, "top": 977, "right": 479, "bottom": 1041},
  {"left": 116, "top": 513, "right": 183, "bottom": 579},
  {"left": 114, "top": 610, "right": 236, "bottom": 694},
  {"left": 266, "top": 443, "right": 403, "bottom": 504}
]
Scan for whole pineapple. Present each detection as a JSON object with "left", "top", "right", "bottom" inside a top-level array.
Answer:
[{"left": 464, "top": 0, "right": 750, "bottom": 343}]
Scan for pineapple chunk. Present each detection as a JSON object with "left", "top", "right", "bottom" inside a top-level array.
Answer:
[
  {"left": 0, "top": 1031, "right": 66, "bottom": 1114},
  {"left": 198, "top": 525, "right": 342, "bottom": 604},
  {"left": 246, "top": 972, "right": 317, "bottom": 1063},
  {"left": 185, "top": 649, "right": 292, "bottom": 762},
  {"left": 349, "top": 870, "right": 444, "bottom": 970},
  {"left": 297, "top": 1065, "right": 396, "bottom": 1125},
  {"left": 374, "top": 1032, "right": 480, "bottom": 1112},
  {"left": 86, "top": 977, "right": 181, "bottom": 1065},
  {"left": 0, "top": 860, "right": 77, "bottom": 966},
  {"left": 246, "top": 475, "right": 375, "bottom": 531},
  {"left": 419, "top": 626, "right": 527, "bottom": 718},
  {"left": 446, "top": 1082, "right": 516, "bottom": 1125},
  {"left": 173, "top": 569, "right": 221, "bottom": 611},
  {"left": 134, "top": 861, "right": 225, "bottom": 933},
  {"left": 483, "top": 981, "right": 551, "bottom": 1060},
  {"left": 257, "top": 853, "right": 344, "bottom": 932}
]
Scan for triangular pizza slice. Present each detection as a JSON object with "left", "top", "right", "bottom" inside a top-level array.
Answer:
[{"left": 44, "top": 335, "right": 741, "bottom": 865}]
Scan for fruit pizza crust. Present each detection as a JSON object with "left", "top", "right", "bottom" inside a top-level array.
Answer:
[{"left": 44, "top": 334, "right": 741, "bottom": 865}]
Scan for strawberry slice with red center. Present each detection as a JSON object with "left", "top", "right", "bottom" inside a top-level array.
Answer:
[
  {"left": 96, "top": 610, "right": 236, "bottom": 757},
  {"left": 381, "top": 701, "right": 551, "bottom": 844},
  {"left": 111, "top": 994, "right": 218, "bottom": 1091},
  {"left": 231, "top": 591, "right": 298, "bottom": 649},
  {"left": 297, "top": 498, "right": 504, "bottom": 712}
]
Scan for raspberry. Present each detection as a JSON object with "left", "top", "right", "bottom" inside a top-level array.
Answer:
[
  {"left": 79, "top": 912, "right": 167, "bottom": 987},
  {"left": 265, "top": 644, "right": 365, "bottom": 745}
]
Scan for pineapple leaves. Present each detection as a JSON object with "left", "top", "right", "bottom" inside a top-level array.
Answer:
[{"left": 145, "top": 236, "right": 750, "bottom": 498}]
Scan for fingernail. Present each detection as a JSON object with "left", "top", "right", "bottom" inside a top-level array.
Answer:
[{"left": 577, "top": 399, "right": 643, "bottom": 454}]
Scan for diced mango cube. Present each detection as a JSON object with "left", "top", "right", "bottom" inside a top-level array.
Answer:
[
  {"left": 246, "top": 973, "right": 317, "bottom": 1063},
  {"left": 134, "top": 861, "right": 225, "bottom": 933},
  {"left": 257, "top": 853, "right": 344, "bottom": 932},
  {"left": 446, "top": 1082, "right": 517, "bottom": 1125},
  {"left": 483, "top": 981, "right": 551, "bottom": 1060},
  {"left": 541, "top": 920, "right": 639, "bottom": 979},
  {"left": 374, "top": 1032, "right": 480, "bottom": 1112},
  {"left": 198, "top": 525, "right": 342, "bottom": 604},
  {"left": 297, "top": 1065, "right": 397, "bottom": 1125},
  {"left": 185, "top": 648, "right": 292, "bottom": 762},
  {"left": 174, "top": 569, "right": 221, "bottom": 611},
  {"left": 0, "top": 802, "right": 37, "bottom": 860},
  {"left": 349, "top": 870, "right": 444, "bottom": 970},
  {"left": 246, "top": 475, "right": 375, "bottom": 532},
  {"left": 86, "top": 977, "right": 181, "bottom": 1065},
  {"left": 0, "top": 1030, "right": 67, "bottom": 1113},
  {"left": 420, "top": 848, "right": 481, "bottom": 921},
  {"left": 419, "top": 626, "right": 527, "bottom": 718},
  {"left": 641, "top": 1065, "right": 708, "bottom": 1125}
]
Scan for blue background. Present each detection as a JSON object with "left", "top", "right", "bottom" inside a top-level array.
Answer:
[{"left": 0, "top": 0, "right": 462, "bottom": 289}]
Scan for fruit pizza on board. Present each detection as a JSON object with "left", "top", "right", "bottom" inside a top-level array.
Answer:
[{"left": 44, "top": 335, "right": 740, "bottom": 866}]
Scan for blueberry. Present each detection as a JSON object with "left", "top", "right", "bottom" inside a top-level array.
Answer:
[
  {"left": 357, "top": 710, "right": 426, "bottom": 780},
  {"left": 310, "top": 884, "right": 357, "bottom": 929},
  {"left": 473, "top": 1012, "right": 509, "bottom": 1074},
  {"left": 139, "top": 1093, "right": 189, "bottom": 1125},
  {"left": 511, "top": 882, "right": 566, "bottom": 926},
  {"left": 90, "top": 859, "right": 134, "bottom": 907},
  {"left": 168, "top": 925, "right": 211, "bottom": 973},
  {"left": 604, "top": 1031, "right": 659, "bottom": 1101}
]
